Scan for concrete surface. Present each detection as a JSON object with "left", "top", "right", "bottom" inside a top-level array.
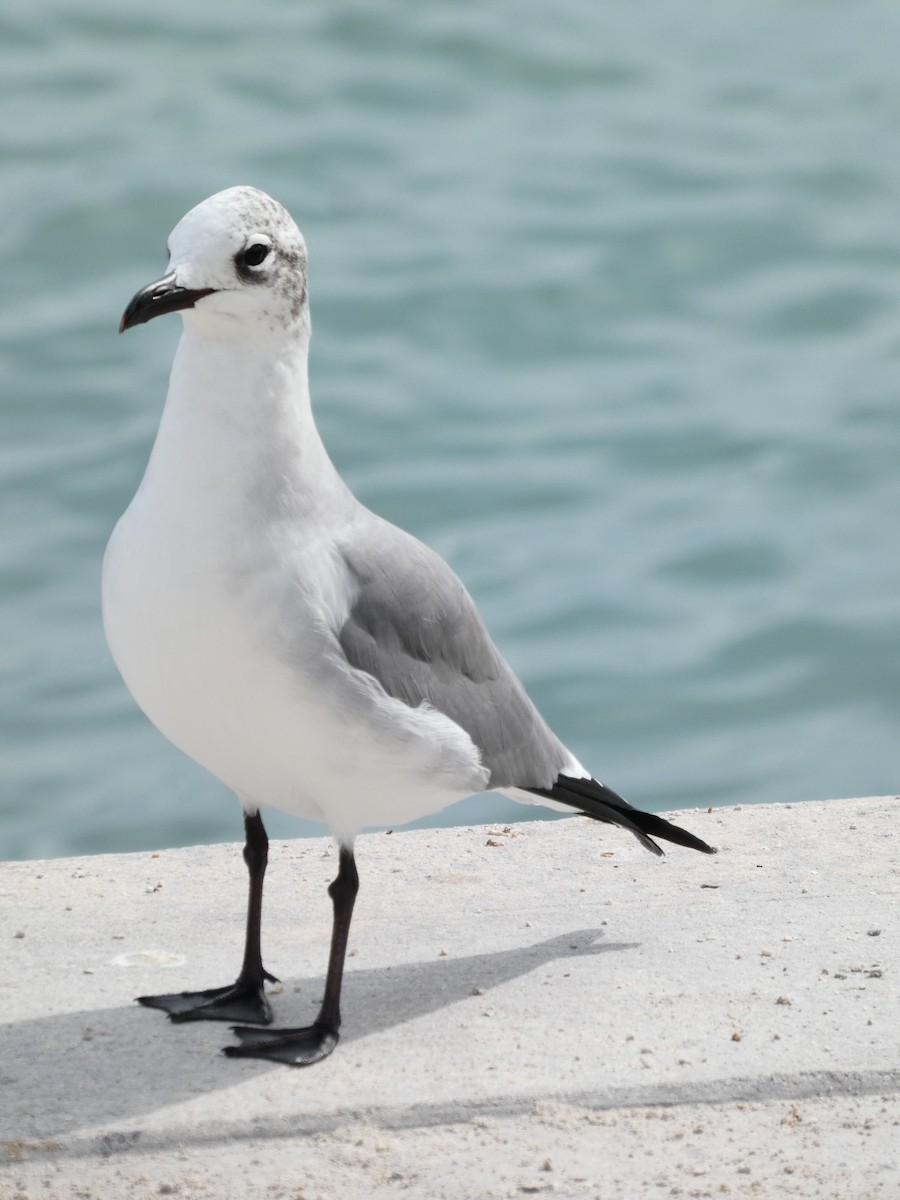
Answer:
[{"left": 0, "top": 797, "right": 897, "bottom": 1199}]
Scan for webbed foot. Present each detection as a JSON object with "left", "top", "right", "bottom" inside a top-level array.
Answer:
[
  {"left": 138, "top": 972, "right": 277, "bottom": 1024},
  {"left": 223, "top": 1020, "right": 338, "bottom": 1066}
]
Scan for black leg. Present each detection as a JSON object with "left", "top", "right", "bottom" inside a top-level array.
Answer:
[
  {"left": 138, "top": 810, "right": 277, "bottom": 1025},
  {"left": 225, "top": 843, "right": 359, "bottom": 1066}
]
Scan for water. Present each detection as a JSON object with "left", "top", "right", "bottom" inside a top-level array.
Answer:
[{"left": 2, "top": 1, "right": 900, "bottom": 861}]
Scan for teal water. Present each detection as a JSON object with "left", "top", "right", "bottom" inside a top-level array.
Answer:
[{"left": 2, "top": 2, "right": 900, "bottom": 860}]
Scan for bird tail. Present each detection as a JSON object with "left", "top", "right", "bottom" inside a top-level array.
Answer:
[{"left": 527, "top": 775, "right": 717, "bottom": 857}]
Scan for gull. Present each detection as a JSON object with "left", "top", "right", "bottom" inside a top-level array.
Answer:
[{"left": 103, "top": 187, "right": 715, "bottom": 1067}]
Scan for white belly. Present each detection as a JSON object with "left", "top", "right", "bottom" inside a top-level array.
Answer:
[{"left": 102, "top": 492, "right": 487, "bottom": 842}]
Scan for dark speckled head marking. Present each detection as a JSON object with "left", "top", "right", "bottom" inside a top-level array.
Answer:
[{"left": 162, "top": 186, "right": 311, "bottom": 335}]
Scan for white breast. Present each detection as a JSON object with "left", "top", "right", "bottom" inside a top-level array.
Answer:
[{"left": 102, "top": 440, "right": 487, "bottom": 843}]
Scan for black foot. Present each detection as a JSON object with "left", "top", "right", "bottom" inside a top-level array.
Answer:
[
  {"left": 138, "top": 974, "right": 277, "bottom": 1025},
  {"left": 223, "top": 1021, "right": 339, "bottom": 1066}
]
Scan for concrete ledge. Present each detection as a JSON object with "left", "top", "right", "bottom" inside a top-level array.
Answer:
[{"left": 1, "top": 798, "right": 897, "bottom": 1198}]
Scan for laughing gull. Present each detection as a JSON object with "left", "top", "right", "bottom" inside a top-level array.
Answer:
[{"left": 103, "top": 186, "right": 715, "bottom": 1067}]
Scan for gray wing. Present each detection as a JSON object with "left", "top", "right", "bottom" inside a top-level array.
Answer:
[{"left": 336, "top": 520, "right": 571, "bottom": 790}]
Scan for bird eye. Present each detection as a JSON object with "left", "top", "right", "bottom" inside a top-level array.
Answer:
[{"left": 242, "top": 242, "right": 270, "bottom": 268}]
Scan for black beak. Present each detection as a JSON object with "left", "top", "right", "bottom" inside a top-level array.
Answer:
[{"left": 119, "top": 271, "right": 217, "bottom": 333}]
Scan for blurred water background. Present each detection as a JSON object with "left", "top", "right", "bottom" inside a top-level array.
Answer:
[{"left": 2, "top": 1, "right": 899, "bottom": 861}]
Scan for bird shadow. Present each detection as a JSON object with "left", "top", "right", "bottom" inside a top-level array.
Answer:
[{"left": 0, "top": 927, "right": 633, "bottom": 1145}]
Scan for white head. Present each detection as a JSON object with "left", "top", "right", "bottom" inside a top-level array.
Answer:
[{"left": 120, "top": 187, "right": 310, "bottom": 339}]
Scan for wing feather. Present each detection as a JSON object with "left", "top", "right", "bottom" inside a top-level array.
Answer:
[{"left": 336, "top": 524, "right": 569, "bottom": 790}]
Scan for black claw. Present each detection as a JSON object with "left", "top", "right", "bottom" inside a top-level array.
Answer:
[
  {"left": 223, "top": 1022, "right": 339, "bottom": 1066},
  {"left": 137, "top": 981, "right": 274, "bottom": 1025}
]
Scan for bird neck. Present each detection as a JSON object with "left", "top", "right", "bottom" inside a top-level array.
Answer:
[{"left": 143, "top": 325, "right": 351, "bottom": 518}]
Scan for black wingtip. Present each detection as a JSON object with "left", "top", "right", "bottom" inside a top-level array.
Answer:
[{"left": 529, "top": 775, "right": 717, "bottom": 856}]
